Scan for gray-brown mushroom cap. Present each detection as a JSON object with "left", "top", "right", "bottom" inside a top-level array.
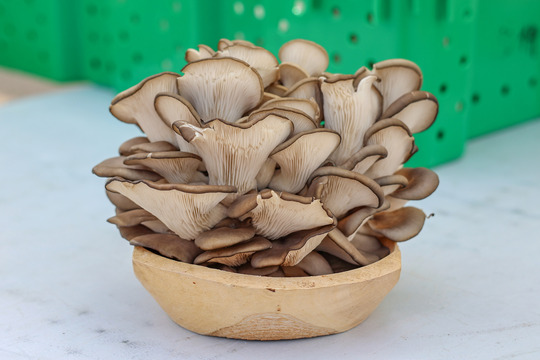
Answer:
[
  {"left": 367, "top": 206, "right": 427, "bottom": 242},
  {"left": 194, "top": 237, "right": 272, "bottom": 267},
  {"left": 381, "top": 91, "right": 438, "bottom": 134},
  {"left": 177, "top": 57, "right": 264, "bottom": 123},
  {"left": 92, "top": 156, "right": 161, "bottom": 182},
  {"left": 194, "top": 226, "right": 256, "bottom": 251},
  {"left": 392, "top": 167, "right": 440, "bottom": 200},
  {"left": 278, "top": 39, "right": 329, "bottom": 76},
  {"left": 110, "top": 72, "right": 179, "bottom": 145},
  {"left": 130, "top": 234, "right": 202, "bottom": 263},
  {"left": 105, "top": 178, "right": 236, "bottom": 240}
]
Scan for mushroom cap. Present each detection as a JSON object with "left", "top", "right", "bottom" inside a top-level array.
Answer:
[
  {"left": 260, "top": 97, "right": 321, "bottom": 122},
  {"left": 124, "top": 151, "right": 206, "bottom": 184},
  {"left": 321, "top": 75, "right": 382, "bottom": 165},
  {"left": 110, "top": 72, "right": 179, "bottom": 144},
  {"left": 107, "top": 208, "right": 157, "bottom": 227},
  {"left": 375, "top": 174, "right": 409, "bottom": 196},
  {"left": 278, "top": 62, "right": 309, "bottom": 88},
  {"left": 367, "top": 206, "right": 426, "bottom": 242},
  {"left": 308, "top": 166, "right": 385, "bottom": 219},
  {"left": 194, "top": 237, "right": 272, "bottom": 266},
  {"left": 194, "top": 226, "right": 256, "bottom": 251},
  {"left": 322, "top": 228, "right": 379, "bottom": 266},
  {"left": 278, "top": 39, "right": 329, "bottom": 76},
  {"left": 185, "top": 44, "right": 215, "bottom": 62},
  {"left": 173, "top": 114, "right": 292, "bottom": 195},
  {"left": 295, "top": 251, "right": 333, "bottom": 276},
  {"left": 125, "top": 141, "right": 178, "bottom": 154},
  {"left": 284, "top": 77, "right": 323, "bottom": 111},
  {"left": 246, "top": 106, "right": 317, "bottom": 135},
  {"left": 392, "top": 167, "right": 440, "bottom": 200},
  {"left": 130, "top": 234, "right": 202, "bottom": 263},
  {"left": 215, "top": 43, "right": 279, "bottom": 88},
  {"left": 105, "top": 178, "right": 235, "bottom": 240},
  {"left": 337, "top": 199, "right": 390, "bottom": 237},
  {"left": 92, "top": 156, "right": 161, "bottom": 181},
  {"left": 341, "top": 144, "right": 388, "bottom": 174},
  {"left": 381, "top": 91, "right": 438, "bottom": 134},
  {"left": 268, "top": 129, "right": 341, "bottom": 193},
  {"left": 372, "top": 59, "right": 423, "bottom": 112},
  {"left": 363, "top": 118, "right": 416, "bottom": 178},
  {"left": 229, "top": 189, "right": 335, "bottom": 240},
  {"left": 118, "top": 136, "right": 149, "bottom": 156},
  {"left": 177, "top": 57, "right": 264, "bottom": 123}
]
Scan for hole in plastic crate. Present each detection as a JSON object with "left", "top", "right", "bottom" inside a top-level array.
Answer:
[
  {"left": 333, "top": 53, "right": 341, "bottom": 64},
  {"left": 172, "top": 1, "right": 182, "bottom": 13},
  {"left": 86, "top": 4, "right": 98, "bottom": 16},
  {"left": 90, "top": 58, "right": 102, "bottom": 70},
  {"left": 130, "top": 14, "right": 141, "bottom": 24},
  {"left": 367, "top": 59, "right": 375, "bottom": 68},
  {"left": 160, "top": 19, "right": 170, "bottom": 31},
  {"left": 119, "top": 31, "right": 129, "bottom": 42},
  {"left": 278, "top": 19, "right": 290, "bottom": 33},
  {"left": 332, "top": 6, "right": 340, "bottom": 18},
  {"left": 442, "top": 36, "right": 450, "bottom": 47},
  {"left": 439, "top": 83, "right": 447, "bottom": 94},
  {"left": 529, "top": 77, "right": 537, "bottom": 87},
  {"left": 367, "top": 13, "right": 374, "bottom": 24},
  {"left": 254, "top": 5, "right": 265, "bottom": 19},
  {"left": 459, "top": 55, "right": 468, "bottom": 66},
  {"left": 26, "top": 30, "right": 38, "bottom": 41},
  {"left": 292, "top": 1, "right": 306, "bottom": 16},
  {"left": 501, "top": 85, "right": 510, "bottom": 96},
  {"left": 436, "top": 130, "right": 444, "bottom": 141},
  {"left": 462, "top": 8, "right": 472, "bottom": 20},
  {"left": 350, "top": 33, "right": 358, "bottom": 44},
  {"left": 132, "top": 53, "right": 143, "bottom": 64},
  {"left": 471, "top": 93, "right": 480, "bottom": 104},
  {"left": 455, "top": 101, "right": 464, "bottom": 112},
  {"left": 234, "top": 1, "right": 245, "bottom": 15}
]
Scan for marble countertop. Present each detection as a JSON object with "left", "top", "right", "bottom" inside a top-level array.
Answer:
[{"left": 1, "top": 86, "right": 539, "bottom": 360}]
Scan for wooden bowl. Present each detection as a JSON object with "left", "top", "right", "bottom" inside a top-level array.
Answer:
[{"left": 132, "top": 239, "right": 401, "bottom": 340}]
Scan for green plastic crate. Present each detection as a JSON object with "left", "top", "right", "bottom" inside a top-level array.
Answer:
[
  {"left": 467, "top": 0, "right": 540, "bottom": 138},
  {"left": 79, "top": 0, "right": 219, "bottom": 91},
  {"left": 215, "top": 0, "right": 473, "bottom": 167},
  {"left": 0, "top": 0, "right": 81, "bottom": 81}
]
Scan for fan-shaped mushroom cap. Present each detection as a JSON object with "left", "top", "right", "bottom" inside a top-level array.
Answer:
[
  {"left": 194, "top": 237, "right": 272, "bottom": 267},
  {"left": 265, "top": 83, "right": 288, "bottom": 97},
  {"left": 217, "top": 38, "right": 256, "bottom": 50},
  {"left": 341, "top": 144, "right": 388, "bottom": 174},
  {"left": 130, "top": 234, "right": 202, "bottom": 263},
  {"left": 229, "top": 189, "right": 335, "bottom": 240},
  {"left": 296, "top": 251, "right": 333, "bottom": 276},
  {"left": 337, "top": 199, "right": 390, "bottom": 237},
  {"left": 194, "top": 226, "right": 256, "bottom": 251},
  {"left": 278, "top": 62, "right": 309, "bottom": 88},
  {"left": 372, "top": 59, "right": 423, "bottom": 112},
  {"left": 118, "top": 136, "right": 149, "bottom": 156},
  {"left": 350, "top": 233, "right": 390, "bottom": 259},
  {"left": 216, "top": 43, "right": 279, "bottom": 87},
  {"left": 105, "top": 178, "right": 236, "bottom": 240},
  {"left": 92, "top": 156, "right": 161, "bottom": 181},
  {"left": 268, "top": 129, "right": 341, "bottom": 193},
  {"left": 250, "top": 224, "right": 334, "bottom": 268},
  {"left": 107, "top": 208, "right": 157, "bottom": 227},
  {"left": 367, "top": 206, "right": 426, "bottom": 242},
  {"left": 319, "top": 229, "right": 379, "bottom": 266},
  {"left": 117, "top": 224, "right": 154, "bottom": 241},
  {"left": 321, "top": 75, "right": 382, "bottom": 165},
  {"left": 127, "top": 141, "right": 178, "bottom": 154},
  {"left": 255, "top": 158, "right": 277, "bottom": 190},
  {"left": 110, "top": 72, "right": 179, "bottom": 144},
  {"left": 185, "top": 44, "right": 215, "bottom": 62},
  {"left": 106, "top": 190, "right": 139, "bottom": 211},
  {"left": 246, "top": 107, "right": 317, "bottom": 135},
  {"left": 154, "top": 92, "right": 201, "bottom": 154},
  {"left": 177, "top": 57, "right": 264, "bottom": 123},
  {"left": 307, "top": 167, "right": 384, "bottom": 219},
  {"left": 284, "top": 77, "right": 323, "bottom": 111},
  {"left": 260, "top": 97, "right": 321, "bottom": 122},
  {"left": 173, "top": 115, "right": 292, "bottom": 195},
  {"left": 237, "top": 264, "right": 280, "bottom": 276},
  {"left": 124, "top": 151, "right": 207, "bottom": 184},
  {"left": 279, "top": 39, "right": 329, "bottom": 76},
  {"left": 392, "top": 167, "right": 439, "bottom": 201},
  {"left": 375, "top": 174, "right": 409, "bottom": 195},
  {"left": 363, "top": 118, "right": 415, "bottom": 178},
  {"left": 381, "top": 91, "right": 438, "bottom": 134}
]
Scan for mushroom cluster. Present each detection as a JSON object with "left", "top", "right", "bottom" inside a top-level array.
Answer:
[{"left": 93, "top": 39, "right": 439, "bottom": 277}]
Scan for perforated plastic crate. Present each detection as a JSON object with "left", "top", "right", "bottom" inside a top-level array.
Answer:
[
  {"left": 467, "top": 0, "right": 540, "bottom": 138},
  {"left": 0, "top": 0, "right": 81, "bottom": 81},
  {"left": 216, "top": 0, "right": 474, "bottom": 167},
  {"left": 79, "top": 0, "right": 218, "bottom": 91}
]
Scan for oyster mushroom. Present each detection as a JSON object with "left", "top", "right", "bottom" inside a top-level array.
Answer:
[
  {"left": 260, "top": 97, "right": 321, "bottom": 122},
  {"left": 110, "top": 72, "right": 179, "bottom": 145},
  {"left": 105, "top": 178, "right": 236, "bottom": 240},
  {"left": 92, "top": 156, "right": 161, "bottom": 182},
  {"left": 130, "top": 233, "right": 202, "bottom": 263},
  {"left": 278, "top": 39, "right": 329, "bottom": 76},
  {"left": 381, "top": 91, "right": 438, "bottom": 134},
  {"left": 194, "top": 236, "right": 272, "bottom": 267},
  {"left": 177, "top": 57, "right": 264, "bottom": 123},
  {"left": 367, "top": 206, "right": 427, "bottom": 242}
]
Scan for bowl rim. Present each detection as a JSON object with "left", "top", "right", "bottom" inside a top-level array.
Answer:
[{"left": 132, "top": 238, "right": 401, "bottom": 290}]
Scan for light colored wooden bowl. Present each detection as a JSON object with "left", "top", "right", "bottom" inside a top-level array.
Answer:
[{"left": 132, "top": 239, "right": 401, "bottom": 340}]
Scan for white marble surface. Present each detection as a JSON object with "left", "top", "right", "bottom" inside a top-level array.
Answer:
[{"left": 1, "top": 87, "right": 539, "bottom": 359}]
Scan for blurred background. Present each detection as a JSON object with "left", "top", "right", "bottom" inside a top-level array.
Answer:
[{"left": 0, "top": 0, "right": 539, "bottom": 168}]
